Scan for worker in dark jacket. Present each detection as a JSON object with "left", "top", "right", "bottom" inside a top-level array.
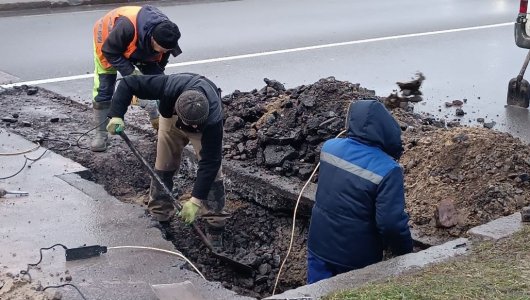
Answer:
[
  {"left": 91, "top": 5, "right": 182, "bottom": 152},
  {"left": 307, "top": 99, "right": 413, "bottom": 284},
  {"left": 106, "top": 73, "right": 227, "bottom": 249}
]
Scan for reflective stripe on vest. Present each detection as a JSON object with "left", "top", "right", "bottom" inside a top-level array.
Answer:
[{"left": 93, "top": 6, "right": 141, "bottom": 69}]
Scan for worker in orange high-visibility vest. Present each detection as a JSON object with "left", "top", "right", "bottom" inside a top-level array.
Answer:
[{"left": 91, "top": 5, "right": 182, "bottom": 152}]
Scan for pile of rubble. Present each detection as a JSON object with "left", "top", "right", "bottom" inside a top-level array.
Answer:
[
  {"left": 401, "top": 127, "right": 530, "bottom": 239},
  {"left": 221, "top": 77, "right": 380, "bottom": 180},
  {"left": 220, "top": 76, "right": 530, "bottom": 242}
]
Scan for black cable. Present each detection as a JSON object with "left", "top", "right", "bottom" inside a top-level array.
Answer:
[
  {"left": 0, "top": 157, "right": 28, "bottom": 180},
  {"left": 19, "top": 244, "right": 88, "bottom": 300},
  {"left": 25, "top": 149, "right": 49, "bottom": 162},
  {"left": 43, "top": 284, "right": 88, "bottom": 300},
  {"left": 0, "top": 139, "right": 71, "bottom": 180},
  {"left": 70, "top": 119, "right": 108, "bottom": 150},
  {"left": 19, "top": 243, "right": 68, "bottom": 282}
]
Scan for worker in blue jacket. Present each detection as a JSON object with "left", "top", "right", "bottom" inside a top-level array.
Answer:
[{"left": 307, "top": 99, "right": 413, "bottom": 284}]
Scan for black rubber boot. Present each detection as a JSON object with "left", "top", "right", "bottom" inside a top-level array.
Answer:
[{"left": 90, "top": 101, "right": 111, "bottom": 152}]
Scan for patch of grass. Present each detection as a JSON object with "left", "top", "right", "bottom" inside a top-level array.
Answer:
[{"left": 326, "top": 226, "right": 530, "bottom": 300}]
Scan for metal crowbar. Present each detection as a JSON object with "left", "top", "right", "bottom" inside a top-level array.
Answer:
[{"left": 119, "top": 132, "right": 254, "bottom": 276}]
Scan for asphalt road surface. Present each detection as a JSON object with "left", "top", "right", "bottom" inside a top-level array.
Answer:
[{"left": 1, "top": 0, "right": 529, "bottom": 141}]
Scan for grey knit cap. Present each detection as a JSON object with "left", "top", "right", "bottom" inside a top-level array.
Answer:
[{"left": 175, "top": 90, "right": 209, "bottom": 126}]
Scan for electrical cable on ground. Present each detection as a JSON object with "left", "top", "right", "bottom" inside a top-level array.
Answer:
[
  {"left": 70, "top": 119, "right": 107, "bottom": 150},
  {"left": 19, "top": 244, "right": 88, "bottom": 300},
  {"left": 0, "top": 120, "right": 103, "bottom": 179},
  {"left": 0, "top": 142, "right": 40, "bottom": 156},
  {"left": 18, "top": 243, "right": 204, "bottom": 300},
  {"left": 0, "top": 139, "right": 70, "bottom": 180},
  {"left": 42, "top": 284, "right": 88, "bottom": 300},
  {"left": 107, "top": 246, "right": 206, "bottom": 279},
  {"left": 272, "top": 130, "right": 346, "bottom": 295},
  {"left": 19, "top": 244, "right": 68, "bottom": 282}
]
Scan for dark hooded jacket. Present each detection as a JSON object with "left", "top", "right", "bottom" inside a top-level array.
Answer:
[
  {"left": 101, "top": 5, "right": 179, "bottom": 76},
  {"left": 108, "top": 73, "right": 223, "bottom": 200},
  {"left": 307, "top": 100, "right": 413, "bottom": 269}
]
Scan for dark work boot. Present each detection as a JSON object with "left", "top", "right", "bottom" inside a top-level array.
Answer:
[{"left": 148, "top": 169, "right": 177, "bottom": 222}]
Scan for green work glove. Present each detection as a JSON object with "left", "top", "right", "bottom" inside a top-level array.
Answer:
[
  {"left": 106, "top": 117, "right": 125, "bottom": 135},
  {"left": 179, "top": 197, "right": 202, "bottom": 224}
]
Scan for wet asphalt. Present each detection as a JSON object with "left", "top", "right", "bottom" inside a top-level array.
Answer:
[{"left": 0, "top": 0, "right": 528, "bottom": 142}]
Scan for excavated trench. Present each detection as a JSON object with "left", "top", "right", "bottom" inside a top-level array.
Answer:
[{"left": 3, "top": 77, "right": 530, "bottom": 298}]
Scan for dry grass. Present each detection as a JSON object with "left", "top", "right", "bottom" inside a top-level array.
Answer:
[{"left": 326, "top": 226, "right": 530, "bottom": 300}]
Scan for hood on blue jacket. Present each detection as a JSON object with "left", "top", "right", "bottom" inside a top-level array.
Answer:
[{"left": 345, "top": 99, "right": 403, "bottom": 160}]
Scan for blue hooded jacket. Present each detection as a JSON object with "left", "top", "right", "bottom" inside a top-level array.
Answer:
[{"left": 307, "top": 99, "right": 413, "bottom": 269}]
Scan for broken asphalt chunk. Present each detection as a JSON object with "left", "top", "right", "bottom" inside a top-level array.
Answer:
[
  {"left": 26, "top": 87, "right": 38, "bottom": 95},
  {"left": 483, "top": 121, "right": 496, "bottom": 129},
  {"left": 2, "top": 117, "right": 17, "bottom": 123}
]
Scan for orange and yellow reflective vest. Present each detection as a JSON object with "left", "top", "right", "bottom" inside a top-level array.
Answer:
[{"left": 93, "top": 6, "right": 162, "bottom": 69}]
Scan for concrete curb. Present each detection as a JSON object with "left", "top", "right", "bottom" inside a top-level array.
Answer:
[
  {"left": 266, "top": 238, "right": 470, "bottom": 300},
  {"left": 468, "top": 212, "right": 525, "bottom": 241},
  {"left": 268, "top": 212, "right": 529, "bottom": 299}
]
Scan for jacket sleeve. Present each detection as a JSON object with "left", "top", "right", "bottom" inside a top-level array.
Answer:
[
  {"left": 101, "top": 17, "right": 136, "bottom": 76},
  {"left": 375, "top": 166, "right": 413, "bottom": 256},
  {"left": 158, "top": 52, "right": 171, "bottom": 69},
  {"left": 108, "top": 75, "right": 167, "bottom": 119},
  {"left": 191, "top": 120, "right": 223, "bottom": 200}
]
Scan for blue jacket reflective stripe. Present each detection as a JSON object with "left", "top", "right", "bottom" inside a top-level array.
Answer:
[{"left": 308, "top": 100, "right": 413, "bottom": 269}]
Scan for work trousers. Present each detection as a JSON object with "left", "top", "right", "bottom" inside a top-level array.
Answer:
[
  {"left": 307, "top": 251, "right": 353, "bottom": 284},
  {"left": 150, "top": 115, "right": 225, "bottom": 223}
]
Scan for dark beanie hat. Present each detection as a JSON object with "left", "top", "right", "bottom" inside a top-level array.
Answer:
[
  {"left": 175, "top": 90, "right": 209, "bottom": 126},
  {"left": 152, "top": 21, "right": 182, "bottom": 53}
]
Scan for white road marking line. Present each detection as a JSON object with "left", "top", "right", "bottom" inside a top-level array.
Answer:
[{"left": 1, "top": 22, "right": 513, "bottom": 89}]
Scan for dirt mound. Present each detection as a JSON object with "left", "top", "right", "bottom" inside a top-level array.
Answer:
[
  {"left": 402, "top": 127, "right": 530, "bottom": 240},
  {"left": 0, "top": 272, "right": 50, "bottom": 300}
]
